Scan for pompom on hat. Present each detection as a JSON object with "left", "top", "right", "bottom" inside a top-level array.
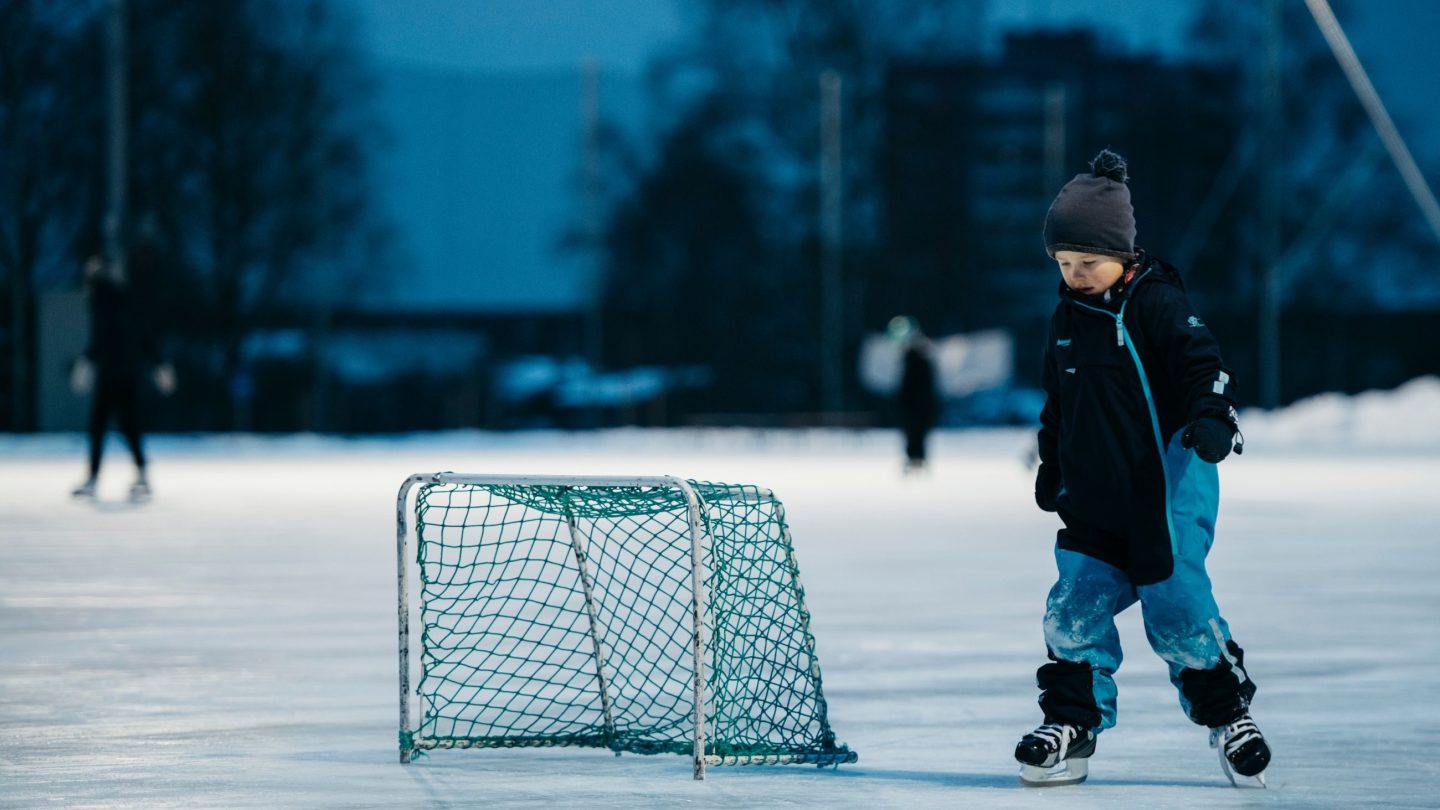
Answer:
[{"left": 1043, "top": 149, "right": 1136, "bottom": 260}]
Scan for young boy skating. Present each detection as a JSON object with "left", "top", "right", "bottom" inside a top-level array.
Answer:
[{"left": 1016, "top": 150, "right": 1269, "bottom": 787}]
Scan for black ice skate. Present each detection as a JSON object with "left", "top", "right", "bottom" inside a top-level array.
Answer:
[
  {"left": 1210, "top": 714, "right": 1270, "bottom": 788},
  {"left": 1016, "top": 723, "right": 1096, "bottom": 786}
]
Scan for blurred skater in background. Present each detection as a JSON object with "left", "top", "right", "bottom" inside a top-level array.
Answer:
[
  {"left": 70, "top": 255, "right": 176, "bottom": 501},
  {"left": 891, "top": 316, "right": 938, "bottom": 474}
]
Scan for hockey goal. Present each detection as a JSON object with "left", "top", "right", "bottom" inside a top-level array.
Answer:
[{"left": 395, "top": 473, "right": 857, "bottom": 779}]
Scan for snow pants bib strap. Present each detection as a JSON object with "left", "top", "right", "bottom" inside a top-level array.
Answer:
[{"left": 1137, "top": 432, "right": 1256, "bottom": 726}]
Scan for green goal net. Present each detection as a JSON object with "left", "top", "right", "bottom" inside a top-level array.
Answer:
[{"left": 395, "top": 474, "right": 857, "bottom": 778}]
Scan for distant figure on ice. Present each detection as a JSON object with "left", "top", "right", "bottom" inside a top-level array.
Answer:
[
  {"left": 70, "top": 255, "right": 175, "bottom": 501},
  {"left": 1016, "top": 150, "right": 1267, "bottom": 788},
  {"left": 890, "top": 316, "right": 938, "bottom": 474}
]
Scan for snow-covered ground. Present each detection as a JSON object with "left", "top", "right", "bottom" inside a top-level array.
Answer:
[{"left": 3, "top": 381, "right": 1439, "bottom": 808}]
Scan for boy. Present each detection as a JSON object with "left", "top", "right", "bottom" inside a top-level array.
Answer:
[{"left": 1015, "top": 150, "right": 1269, "bottom": 788}]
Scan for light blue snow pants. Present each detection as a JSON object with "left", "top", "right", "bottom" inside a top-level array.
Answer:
[{"left": 1041, "top": 434, "right": 1249, "bottom": 731}]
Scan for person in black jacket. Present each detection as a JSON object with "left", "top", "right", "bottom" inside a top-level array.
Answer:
[
  {"left": 1014, "top": 151, "right": 1269, "bottom": 788},
  {"left": 70, "top": 255, "right": 175, "bottom": 501},
  {"left": 892, "top": 317, "right": 939, "bottom": 473}
]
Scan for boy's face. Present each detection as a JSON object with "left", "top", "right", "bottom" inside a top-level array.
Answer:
[{"left": 1055, "top": 250, "right": 1125, "bottom": 295}]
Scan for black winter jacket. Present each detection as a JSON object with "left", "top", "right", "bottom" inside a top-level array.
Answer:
[
  {"left": 1037, "top": 255, "right": 1235, "bottom": 582},
  {"left": 897, "top": 345, "right": 938, "bottom": 429},
  {"left": 84, "top": 277, "right": 159, "bottom": 384}
]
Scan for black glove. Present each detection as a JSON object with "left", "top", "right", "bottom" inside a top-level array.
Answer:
[
  {"left": 1035, "top": 462, "right": 1061, "bottom": 512},
  {"left": 1182, "top": 416, "right": 1236, "bottom": 463}
]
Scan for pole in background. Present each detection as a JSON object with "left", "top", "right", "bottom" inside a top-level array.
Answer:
[
  {"left": 819, "top": 70, "right": 844, "bottom": 419},
  {"left": 1258, "top": 0, "right": 1282, "bottom": 409},
  {"left": 581, "top": 59, "right": 604, "bottom": 369},
  {"left": 1042, "top": 82, "right": 1067, "bottom": 197},
  {"left": 1303, "top": 0, "right": 1440, "bottom": 245},
  {"left": 105, "top": 0, "right": 128, "bottom": 277}
]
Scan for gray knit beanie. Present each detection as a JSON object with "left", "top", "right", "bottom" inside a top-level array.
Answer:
[{"left": 1043, "top": 149, "right": 1136, "bottom": 260}]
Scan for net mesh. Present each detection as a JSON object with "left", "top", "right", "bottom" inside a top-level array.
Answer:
[{"left": 403, "top": 479, "right": 856, "bottom": 767}]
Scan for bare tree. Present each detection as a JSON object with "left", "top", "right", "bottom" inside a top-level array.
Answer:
[
  {"left": 0, "top": 3, "right": 104, "bottom": 431},
  {"left": 123, "top": 0, "right": 386, "bottom": 427},
  {"left": 1, "top": 0, "right": 388, "bottom": 431}
]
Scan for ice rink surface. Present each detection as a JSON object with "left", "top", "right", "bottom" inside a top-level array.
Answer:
[{"left": 3, "top": 386, "right": 1440, "bottom": 808}]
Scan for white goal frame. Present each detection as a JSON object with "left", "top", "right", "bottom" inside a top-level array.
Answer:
[{"left": 396, "top": 472, "right": 726, "bottom": 779}]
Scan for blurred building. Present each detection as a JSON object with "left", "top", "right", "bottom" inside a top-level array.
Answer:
[
  {"left": 366, "top": 64, "right": 628, "bottom": 316},
  {"left": 308, "top": 61, "right": 651, "bottom": 429}
]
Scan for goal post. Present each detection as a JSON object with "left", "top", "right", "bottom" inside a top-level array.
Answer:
[{"left": 395, "top": 472, "right": 858, "bottom": 779}]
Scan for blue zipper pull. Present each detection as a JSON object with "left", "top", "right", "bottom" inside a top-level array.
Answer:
[{"left": 1115, "top": 317, "right": 1124, "bottom": 346}]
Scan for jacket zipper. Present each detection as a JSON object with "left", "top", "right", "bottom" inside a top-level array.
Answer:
[
  {"left": 1117, "top": 316, "right": 1178, "bottom": 555},
  {"left": 1067, "top": 268, "right": 1179, "bottom": 554},
  {"left": 1068, "top": 300, "right": 1126, "bottom": 345},
  {"left": 1065, "top": 293, "right": 1128, "bottom": 346}
]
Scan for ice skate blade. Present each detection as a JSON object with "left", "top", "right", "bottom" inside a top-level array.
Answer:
[
  {"left": 1226, "top": 769, "right": 1266, "bottom": 789},
  {"left": 1218, "top": 752, "right": 1267, "bottom": 789},
  {"left": 1019, "top": 758, "right": 1088, "bottom": 787}
]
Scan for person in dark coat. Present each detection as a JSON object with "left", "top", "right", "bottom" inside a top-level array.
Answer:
[
  {"left": 1014, "top": 150, "right": 1269, "bottom": 788},
  {"left": 893, "top": 317, "right": 939, "bottom": 472},
  {"left": 70, "top": 255, "right": 175, "bottom": 500}
]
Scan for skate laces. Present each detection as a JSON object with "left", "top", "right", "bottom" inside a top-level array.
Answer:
[
  {"left": 1031, "top": 724, "right": 1078, "bottom": 758},
  {"left": 1211, "top": 716, "right": 1261, "bottom": 756}
]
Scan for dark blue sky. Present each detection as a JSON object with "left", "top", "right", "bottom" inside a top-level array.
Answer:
[
  {"left": 350, "top": 0, "right": 685, "bottom": 74},
  {"left": 349, "top": 0, "right": 1440, "bottom": 159}
]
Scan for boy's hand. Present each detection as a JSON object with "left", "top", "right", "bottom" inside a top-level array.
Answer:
[
  {"left": 1035, "top": 462, "right": 1061, "bottom": 512},
  {"left": 1182, "top": 417, "right": 1236, "bottom": 463}
]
